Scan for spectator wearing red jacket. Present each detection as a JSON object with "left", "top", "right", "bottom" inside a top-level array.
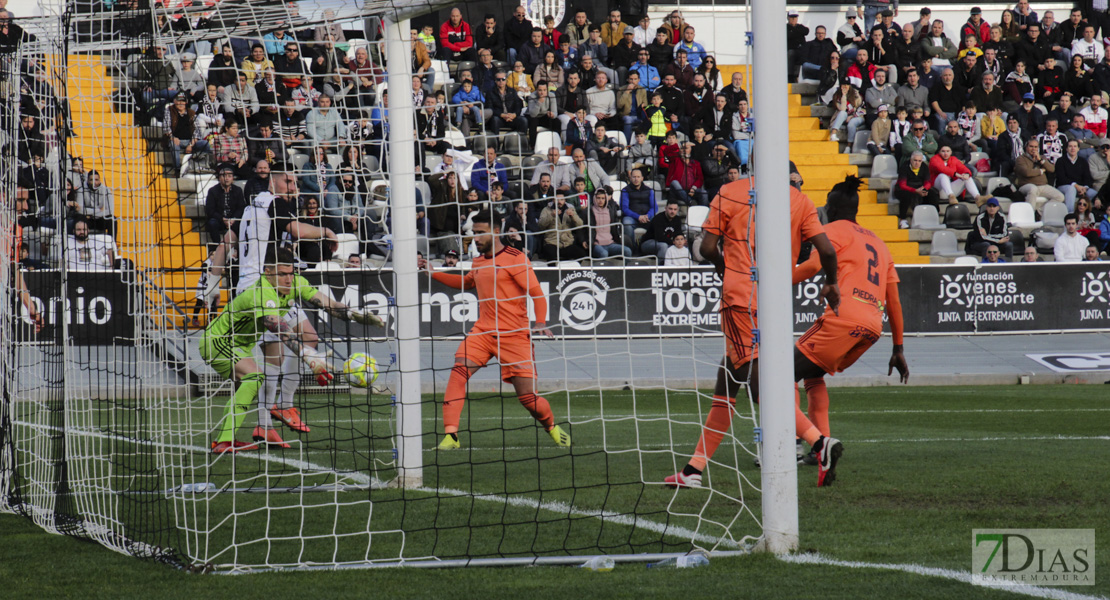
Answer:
[
  {"left": 929, "top": 145, "right": 983, "bottom": 202},
  {"left": 846, "top": 48, "right": 879, "bottom": 93},
  {"left": 440, "top": 8, "right": 476, "bottom": 62},
  {"left": 666, "top": 142, "right": 708, "bottom": 206},
  {"left": 960, "top": 8, "right": 992, "bottom": 51}
]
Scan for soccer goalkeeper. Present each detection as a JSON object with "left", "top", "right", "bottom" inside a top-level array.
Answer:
[{"left": 199, "top": 247, "right": 381, "bottom": 453}]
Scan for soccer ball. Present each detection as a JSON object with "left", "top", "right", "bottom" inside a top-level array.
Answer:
[{"left": 343, "top": 353, "right": 379, "bottom": 389}]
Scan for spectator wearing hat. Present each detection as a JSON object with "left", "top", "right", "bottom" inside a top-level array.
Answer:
[
  {"left": 856, "top": 0, "right": 898, "bottom": 36},
  {"left": 205, "top": 164, "right": 245, "bottom": 244},
  {"left": 967, "top": 198, "right": 1013, "bottom": 259},
  {"left": 801, "top": 26, "right": 838, "bottom": 79},
  {"left": 443, "top": 249, "right": 460, "bottom": 267},
  {"left": 961, "top": 8, "right": 991, "bottom": 52},
  {"left": 837, "top": 13, "right": 866, "bottom": 63},
  {"left": 868, "top": 104, "right": 893, "bottom": 154},
  {"left": 1011, "top": 91, "right": 1045, "bottom": 135},
  {"left": 611, "top": 26, "right": 642, "bottom": 83},
  {"left": 874, "top": 10, "right": 903, "bottom": 42},
  {"left": 787, "top": 11, "right": 810, "bottom": 84},
  {"left": 992, "top": 114, "right": 1030, "bottom": 177}
]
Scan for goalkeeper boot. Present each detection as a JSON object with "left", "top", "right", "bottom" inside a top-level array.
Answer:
[
  {"left": 252, "top": 426, "right": 291, "bottom": 449},
  {"left": 271, "top": 407, "right": 311, "bottom": 433},
  {"left": 548, "top": 425, "right": 571, "bottom": 448},
  {"left": 210, "top": 440, "right": 257, "bottom": 454},
  {"left": 437, "top": 433, "right": 461, "bottom": 451},
  {"left": 664, "top": 471, "right": 702, "bottom": 489},
  {"left": 815, "top": 436, "right": 844, "bottom": 487}
]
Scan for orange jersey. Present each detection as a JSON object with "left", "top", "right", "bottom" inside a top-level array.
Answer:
[
  {"left": 817, "top": 220, "right": 899, "bottom": 331},
  {"left": 703, "top": 178, "right": 825, "bottom": 310},
  {"left": 431, "top": 246, "right": 548, "bottom": 334}
]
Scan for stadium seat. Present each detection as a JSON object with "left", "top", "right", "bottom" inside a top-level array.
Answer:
[
  {"left": 970, "top": 152, "right": 995, "bottom": 175},
  {"left": 423, "top": 154, "right": 443, "bottom": 172},
  {"left": 1008, "top": 202, "right": 1041, "bottom": 227},
  {"left": 851, "top": 130, "right": 869, "bottom": 153},
  {"left": 605, "top": 130, "right": 628, "bottom": 147},
  {"left": 456, "top": 260, "right": 473, "bottom": 270},
  {"left": 326, "top": 154, "right": 342, "bottom": 170},
  {"left": 985, "top": 176, "right": 1011, "bottom": 195},
  {"left": 911, "top": 204, "right": 945, "bottom": 230},
  {"left": 610, "top": 180, "right": 626, "bottom": 195},
  {"left": 415, "top": 181, "right": 432, "bottom": 205},
  {"left": 1034, "top": 103, "right": 1048, "bottom": 115},
  {"left": 520, "top": 155, "right": 544, "bottom": 183},
  {"left": 686, "top": 205, "right": 709, "bottom": 234},
  {"left": 443, "top": 82, "right": 460, "bottom": 102},
  {"left": 953, "top": 256, "right": 980, "bottom": 265},
  {"left": 502, "top": 132, "right": 528, "bottom": 156},
  {"left": 871, "top": 154, "right": 898, "bottom": 179},
  {"left": 930, "top": 230, "right": 963, "bottom": 257},
  {"left": 429, "top": 59, "right": 450, "bottom": 84},
  {"left": 533, "top": 131, "right": 562, "bottom": 158},
  {"left": 362, "top": 155, "right": 381, "bottom": 175},
  {"left": 335, "top": 234, "right": 359, "bottom": 260},
  {"left": 943, "top": 203, "right": 974, "bottom": 230},
  {"left": 1042, "top": 201, "right": 1068, "bottom": 227},
  {"left": 292, "top": 153, "right": 310, "bottom": 171}
]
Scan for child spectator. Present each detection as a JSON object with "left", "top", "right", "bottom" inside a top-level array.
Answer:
[{"left": 664, "top": 233, "right": 692, "bottom": 265}]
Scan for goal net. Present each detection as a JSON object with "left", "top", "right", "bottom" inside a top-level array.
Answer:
[{"left": 0, "top": 0, "right": 777, "bottom": 572}]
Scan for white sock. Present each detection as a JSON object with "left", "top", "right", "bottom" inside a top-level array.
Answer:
[
  {"left": 280, "top": 352, "right": 301, "bottom": 410},
  {"left": 259, "top": 360, "right": 281, "bottom": 428}
]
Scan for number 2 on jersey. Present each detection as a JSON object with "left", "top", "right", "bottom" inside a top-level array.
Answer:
[{"left": 865, "top": 243, "right": 879, "bottom": 286}]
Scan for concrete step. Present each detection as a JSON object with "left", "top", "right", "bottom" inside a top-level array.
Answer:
[
  {"left": 790, "top": 140, "right": 838, "bottom": 152},
  {"left": 791, "top": 83, "right": 819, "bottom": 95},
  {"left": 789, "top": 130, "right": 831, "bottom": 141},
  {"left": 788, "top": 117, "right": 821, "bottom": 130},
  {"left": 791, "top": 153, "right": 850, "bottom": 166},
  {"left": 795, "top": 164, "right": 858, "bottom": 180}
]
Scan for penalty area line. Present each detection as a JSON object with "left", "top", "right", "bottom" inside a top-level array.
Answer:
[{"left": 780, "top": 553, "right": 1108, "bottom": 600}]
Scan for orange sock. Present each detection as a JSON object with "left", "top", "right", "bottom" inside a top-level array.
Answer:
[
  {"left": 804, "top": 378, "right": 831, "bottom": 437},
  {"left": 689, "top": 396, "right": 734, "bottom": 472},
  {"left": 794, "top": 387, "right": 822, "bottom": 446},
  {"left": 518, "top": 393, "right": 555, "bottom": 430},
  {"left": 443, "top": 364, "right": 470, "bottom": 434}
]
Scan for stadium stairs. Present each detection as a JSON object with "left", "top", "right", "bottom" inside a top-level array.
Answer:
[{"left": 70, "top": 55, "right": 207, "bottom": 324}]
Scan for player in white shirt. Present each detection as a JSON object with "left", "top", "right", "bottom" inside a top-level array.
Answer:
[
  {"left": 239, "top": 164, "right": 341, "bottom": 437},
  {"left": 1071, "top": 25, "right": 1104, "bottom": 66},
  {"left": 65, "top": 219, "right": 117, "bottom": 271},
  {"left": 1054, "top": 213, "right": 1089, "bottom": 262}
]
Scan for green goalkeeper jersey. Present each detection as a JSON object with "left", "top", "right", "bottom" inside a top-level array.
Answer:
[{"left": 204, "top": 275, "right": 318, "bottom": 351}]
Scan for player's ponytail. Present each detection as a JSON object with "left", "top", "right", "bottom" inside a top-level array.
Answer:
[{"left": 825, "top": 175, "right": 862, "bottom": 223}]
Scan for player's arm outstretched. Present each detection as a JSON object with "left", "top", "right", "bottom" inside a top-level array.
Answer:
[
  {"left": 303, "top": 292, "right": 385, "bottom": 327},
  {"left": 418, "top": 255, "right": 476, "bottom": 289},
  {"left": 885, "top": 279, "right": 909, "bottom": 383}
]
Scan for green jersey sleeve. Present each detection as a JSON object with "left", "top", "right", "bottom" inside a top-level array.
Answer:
[{"left": 286, "top": 275, "right": 319, "bottom": 305}]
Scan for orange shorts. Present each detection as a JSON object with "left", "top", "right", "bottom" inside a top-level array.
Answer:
[
  {"left": 721, "top": 305, "right": 758, "bottom": 368},
  {"left": 796, "top": 316, "right": 881, "bottom": 375},
  {"left": 455, "top": 331, "right": 536, "bottom": 382}
]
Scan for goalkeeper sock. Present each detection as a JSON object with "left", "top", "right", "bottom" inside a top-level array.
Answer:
[
  {"left": 443, "top": 364, "right": 471, "bottom": 435},
  {"left": 689, "top": 395, "right": 734, "bottom": 472},
  {"left": 794, "top": 387, "right": 822, "bottom": 446},
  {"left": 517, "top": 393, "right": 555, "bottom": 430},
  {"left": 280, "top": 353, "right": 302, "bottom": 409},
  {"left": 258, "top": 361, "right": 281, "bottom": 428},
  {"left": 216, "top": 372, "right": 264, "bottom": 443},
  {"left": 804, "top": 378, "right": 831, "bottom": 437}
]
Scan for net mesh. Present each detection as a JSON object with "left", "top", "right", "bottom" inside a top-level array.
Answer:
[{"left": 0, "top": 0, "right": 772, "bottom": 572}]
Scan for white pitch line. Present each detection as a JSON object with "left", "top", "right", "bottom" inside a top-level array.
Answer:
[
  {"left": 780, "top": 553, "right": 1109, "bottom": 600},
  {"left": 12, "top": 420, "right": 744, "bottom": 552}
]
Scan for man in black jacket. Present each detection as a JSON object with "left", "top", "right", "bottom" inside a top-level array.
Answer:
[
  {"left": 787, "top": 11, "right": 810, "bottom": 83},
  {"left": 474, "top": 14, "right": 506, "bottom": 62},
  {"left": 701, "top": 143, "right": 737, "bottom": 200},
  {"left": 646, "top": 27, "right": 674, "bottom": 72},
  {"left": 640, "top": 198, "right": 684, "bottom": 259},
  {"left": 799, "top": 26, "right": 837, "bottom": 79},
  {"left": 966, "top": 197, "right": 1013, "bottom": 259},
  {"left": 205, "top": 165, "right": 245, "bottom": 243},
  {"left": 937, "top": 118, "right": 977, "bottom": 164},
  {"left": 1018, "top": 24, "right": 1053, "bottom": 72},
  {"left": 992, "top": 115, "right": 1030, "bottom": 177},
  {"left": 505, "top": 5, "right": 533, "bottom": 67},
  {"left": 487, "top": 73, "right": 528, "bottom": 134}
]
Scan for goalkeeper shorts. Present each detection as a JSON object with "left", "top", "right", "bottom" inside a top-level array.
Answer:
[
  {"left": 260, "top": 305, "right": 306, "bottom": 344},
  {"left": 796, "top": 316, "right": 880, "bottom": 375},
  {"left": 199, "top": 335, "right": 255, "bottom": 379}
]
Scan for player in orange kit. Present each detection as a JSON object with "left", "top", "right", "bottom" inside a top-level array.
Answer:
[
  {"left": 792, "top": 176, "right": 909, "bottom": 480},
  {"left": 418, "top": 210, "right": 571, "bottom": 450},
  {"left": 665, "top": 176, "right": 842, "bottom": 489}
]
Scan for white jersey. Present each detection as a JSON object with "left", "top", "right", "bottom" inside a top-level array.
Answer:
[{"left": 237, "top": 192, "right": 276, "bottom": 293}]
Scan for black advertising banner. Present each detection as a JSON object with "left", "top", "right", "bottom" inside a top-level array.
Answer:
[
  {"left": 20, "top": 270, "right": 136, "bottom": 345},
  {"left": 302, "top": 263, "right": 1110, "bottom": 339}
]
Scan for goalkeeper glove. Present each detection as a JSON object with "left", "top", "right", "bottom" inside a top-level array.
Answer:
[
  {"left": 301, "top": 347, "right": 333, "bottom": 386},
  {"left": 351, "top": 309, "right": 384, "bottom": 327}
]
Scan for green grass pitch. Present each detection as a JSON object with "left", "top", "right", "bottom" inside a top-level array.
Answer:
[{"left": 2, "top": 385, "right": 1107, "bottom": 599}]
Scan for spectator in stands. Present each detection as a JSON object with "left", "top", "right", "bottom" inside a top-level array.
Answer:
[
  {"left": 630, "top": 48, "right": 662, "bottom": 91},
  {"left": 471, "top": 13, "right": 504, "bottom": 62},
  {"left": 503, "top": 200, "right": 535, "bottom": 255},
  {"left": 559, "top": 147, "right": 610, "bottom": 192},
  {"left": 666, "top": 48, "right": 696, "bottom": 90},
  {"left": 521, "top": 81, "right": 557, "bottom": 145},
  {"left": 447, "top": 78, "right": 483, "bottom": 138},
  {"left": 204, "top": 165, "right": 244, "bottom": 244},
  {"left": 502, "top": 5, "right": 532, "bottom": 66},
  {"left": 889, "top": 105, "right": 912, "bottom": 159},
  {"left": 787, "top": 11, "right": 810, "bottom": 84},
  {"left": 529, "top": 172, "right": 556, "bottom": 212},
  {"left": 682, "top": 73, "right": 713, "bottom": 131},
  {"left": 965, "top": 198, "right": 1013, "bottom": 259},
  {"left": 1011, "top": 92, "right": 1044, "bottom": 136},
  {"left": 1085, "top": 244, "right": 1102, "bottom": 260},
  {"left": 1090, "top": 142, "right": 1110, "bottom": 189},
  {"left": 1015, "top": 138, "right": 1067, "bottom": 209},
  {"left": 1063, "top": 54, "right": 1095, "bottom": 103},
  {"left": 207, "top": 43, "right": 237, "bottom": 95},
  {"left": 241, "top": 44, "right": 273, "bottom": 86},
  {"left": 439, "top": 8, "right": 475, "bottom": 62},
  {"left": 66, "top": 219, "right": 116, "bottom": 271},
  {"left": 1020, "top": 246, "right": 1041, "bottom": 261},
  {"left": 276, "top": 98, "right": 308, "bottom": 148},
  {"left": 586, "top": 124, "right": 622, "bottom": 173},
  {"left": 1035, "top": 58, "right": 1064, "bottom": 108},
  {"left": 701, "top": 142, "right": 735, "bottom": 200},
  {"left": 938, "top": 118, "right": 977, "bottom": 164},
  {"left": 657, "top": 73, "right": 686, "bottom": 130},
  {"left": 427, "top": 171, "right": 464, "bottom": 256},
  {"left": 602, "top": 10, "right": 630, "bottom": 48},
  {"left": 991, "top": 114, "right": 1027, "bottom": 177},
  {"left": 837, "top": 13, "right": 865, "bottom": 63},
  {"left": 487, "top": 72, "right": 528, "bottom": 136},
  {"left": 846, "top": 49, "right": 878, "bottom": 94},
  {"left": 971, "top": 73, "right": 1005, "bottom": 113},
  {"left": 865, "top": 68, "right": 897, "bottom": 123},
  {"left": 586, "top": 71, "right": 618, "bottom": 130},
  {"left": 416, "top": 96, "right": 451, "bottom": 157},
  {"left": 867, "top": 104, "right": 893, "bottom": 154},
  {"left": 901, "top": 118, "right": 938, "bottom": 165},
  {"left": 1081, "top": 93, "right": 1109, "bottom": 137},
  {"left": 347, "top": 47, "right": 379, "bottom": 109},
  {"left": 1003, "top": 62, "right": 1034, "bottom": 109},
  {"left": 137, "top": 44, "right": 177, "bottom": 112},
  {"left": 896, "top": 68, "right": 928, "bottom": 114},
  {"left": 640, "top": 198, "right": 684, "bottom": 259},
  {"left": 894, "top": 150, "right": 936, "bottom": 228},
  {"left": 472, "top": 146, "right": 508, "bottom": 194},
  {"left": 530, "top": 147, "right": 564, "bottom": 187},
  {"left": 248, "top": 122, "right": 283, "bottom": 167},
  {"left": 537, "top": 193, "right": 588, "bottom": 261},
  {"left": 1067, "top": 114, "right": 1099, "bottom": 160},
  {"left": 727, "top": 98, "right": 753, "bottom": 169},
  {"left": 953, "top": 51, "right": 981, "bottom": 92},
  {"left": 272, "top": 43, "right": 309, "bottom": 94},
  {"left": 616, "top": 72, "right": 648, "bottom": 142},
  {"left": 556, "top": 70, "right": 589, "bottom": 136},
  {"left": 1047, "top": 92, "right": 1078, "bottom": 128},
  {"left": 1038, "top": 118, "right": 1069, "bottom": 164},
  {"left": 221, "top": 72, "right": 260, "bottom": 126},
  {"left": 980, "top": 244, "right": 1006, "bottom": 263},
  {"left": 861, "top": 28, "right": 898, "bottom": 85},
  {"left": 665, "top": 142, "right": 708, "bottom": 206},
  {"left": 566, "top": 9, "right": 592, "bottom": 49},
  {"left": 830, "top": 81, "right": 865, "bottom": 143},
  {"left": 1054, "top": 213, "right": 1088, "bottom": 261},
  {"left": 929, "top": 68, "right": 965, "bottom": 131},
  {"left": 923, "top": 20, "right": 959, "bottom": 75},
  {"left": 212, "top": 119, "right": 248, "bottom": 177},
  {"left": 300, "top": 146, "right": 342, "bottom": 233},
  {"left": 612, "top": 26, "right": 641, "bottom": 84},
  {"left": 929, "top": 144, "right": 982, "bottom": 203},
  {"left": 672, "top": 25, "right": 706, "bottom": 70},
  {"left": 660, "top": 10, "right": 686, "bottom": 44},
  {"left": 306, "top": 94, "right": 344, "bottom": 148},
  {"left": 335, "top": 171, "right": 370, "bottom": 243},
  {"left": 579, "top": 25, "right": 610, "bottom": 69},
  {"left": 632, "top": 15, "right": 653, "bottom": 48},
  {"left": 647, "top": 27, "right": 675, "bottom": 73},
  {"left": 242, "top": 159, "right": 270, "bottom": 201},
  {"left": 979, "top": 48, "right": 1009, "bottom": 86},
  {"left": 615, "top": 167, "right": 653, "bottom": 245},
  {"left": 534, "top": 50, "right": 564, "bottom": 90},
  {"left": 1056, "top": 139, "right": 1099, "bottom": 210},
  {"left": 589, "top": 187, "right": 630, "bottom": 258},
  {"left": 162, "top": 92, "right": 208, "bottom": 175},
  {"left": 519, "top": 28, "right": 551, "bottom": 75},
  {"left": 892, "top": 24, "right": 922, "bottom": 81}
]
